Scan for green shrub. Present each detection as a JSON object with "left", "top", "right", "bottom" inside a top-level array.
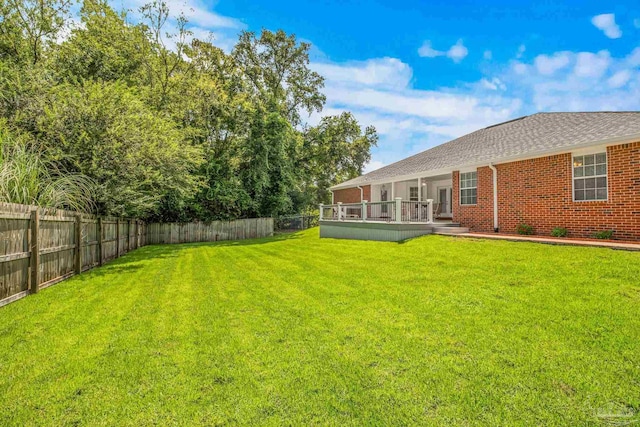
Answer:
[
  {"left": 516, "top": 223, "right": 534, "bottom": 235},
  {"left": 551, "top": 227, "right": 568, "bottom": 238},
  {"left": 593, "top": 230, "right": 613, "bottom": 240}
]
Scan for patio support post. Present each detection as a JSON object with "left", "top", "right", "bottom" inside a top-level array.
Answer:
[
  {"left": 361, "top": 200, "right": 367, "bottom": 221},
  {"left": 319, "top": 204, "right": 323, "bottom": 220},
  {"left": 395, "top": 197, "right": 402, "bottom": 223},
  {"left": 337, "top": 202, "right": 343, "bottom": 221},
  {"left": 417, "top": 177, "right": 422, "bottom": 221}
]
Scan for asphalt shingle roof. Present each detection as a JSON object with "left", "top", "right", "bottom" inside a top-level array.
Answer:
[{"left": 333, "top": 112, "right": 640, "bottom": 189}]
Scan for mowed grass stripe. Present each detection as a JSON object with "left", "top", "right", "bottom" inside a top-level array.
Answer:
[{"left": 0, "top": 251, "right": 175, "bottom": 425}]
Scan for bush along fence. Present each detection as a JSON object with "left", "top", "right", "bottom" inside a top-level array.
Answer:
[{"left": 0, "top": 202, "right": 274, "bottom": 307}]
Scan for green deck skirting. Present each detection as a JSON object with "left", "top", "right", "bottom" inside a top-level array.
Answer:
[{"left": 319, "top": 220, "right": 433, "bottom": 241}]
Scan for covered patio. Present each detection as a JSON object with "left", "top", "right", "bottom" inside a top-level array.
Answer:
[
  {"left": 369, "top": 173, "right": 453, "bottom": 219},
  {"left": 319, "top": 173, "right": 464, "bottom": 241},
  {"left": 323, "top": 173, "right": 454, "bottom": 223}
]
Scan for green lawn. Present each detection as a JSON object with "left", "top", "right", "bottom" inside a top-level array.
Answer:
[{"left": 1, "top": 229, "right": 639, "bottom": 426}]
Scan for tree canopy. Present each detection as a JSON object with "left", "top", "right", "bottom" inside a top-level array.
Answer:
[{"left": 0, "top": 0, "right": 377, "bottom": 219}]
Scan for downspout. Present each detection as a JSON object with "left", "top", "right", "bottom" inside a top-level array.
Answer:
[
  {"left": 357, "top": 186, "right": 364, "bottom": 202},
  {"left": 488, "top": 163, "right": 499, "bottom": 232}
]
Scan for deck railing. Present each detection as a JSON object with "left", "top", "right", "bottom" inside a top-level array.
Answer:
[{"left": 319, "top": 198, "right": 433, "bottom": 223}]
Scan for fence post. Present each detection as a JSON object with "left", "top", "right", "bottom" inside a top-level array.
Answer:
[
  {"left": 29, "top": 210, "right": 40, "bottom": 294},
  {"left": 337, "top": 202, "right": 343, "bottom": 221},
  {"left": 127, "top": 220, "right": 131, "bottom": 252},
  {"left": 362, "top": 200, "right": 367, "bottom": 221},
  {"left": 75, "top": 214, "right": 82, "bottom": 274},
  {"left": 395, "top": 197, "right": 402, "bottom": 223},
  {"left": 116, "top": 219, "right": 120, "bottom": 258},
  {"left": 97, "top": 217, "right": 103, "bottom": 266},
  {"left": 319, "top": 204, "right": 323, "bottom": 221}
]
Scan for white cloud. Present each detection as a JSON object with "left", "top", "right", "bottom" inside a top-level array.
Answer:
[
  {"left": 512, "top": 61, "right": 528, "bottom": 75},
  {"left": 479, "top": 77, "right": 506, "bottom": 91},
  {"left": 591, "top": 13, "right": 622, "bottom": 39},
  {"left": 574, "top": 50, "right": 611, "bottom": 78},
  {"left": 577, "top": 51, "right": 610, "bottom": 78},
  {"left": 607, "top": 70, "right": 631, "bottom": 88},
  {"left": 447, "top": 39, "right": 468, "bottom": 63},
  {"left": 417, "top": 41, "right": 444, "bottom": 58},
  {"left": 321, "top": 86, "right": 480, "bottom": 120},
  {"left": 418, "top": 39, "right": 468, "bottom": 63},
  {"left": 516, "top": 44, "right": 526, "bottom": 58},
  {"left": 627, "top": 47, "right": 640, "bottom": 66},
  {"left": 497, "top": 47, "right": 640, "bottom": 113},
  {"left": 311, "top": 57, "right": 412, "bottom": 90},
  {"left": 483, "top": 50, "right": 492, "bottom": 60},
  {"left": 534, "top": 52, "right": 571, "bottom": 75},
  {"left": 364, "top": 160, "right": 386, "bottom": 173},
  {"left": 309, "top": 56, "right": 521, "bottom": 166}
]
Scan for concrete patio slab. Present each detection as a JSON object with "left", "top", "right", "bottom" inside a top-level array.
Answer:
[{"left": 436, "top": 232, "right": 640, "bottom": 251}]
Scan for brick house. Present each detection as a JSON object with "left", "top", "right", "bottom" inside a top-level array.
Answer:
[{"left": 323, "top": 112, "right": 640, "bottom": 241}]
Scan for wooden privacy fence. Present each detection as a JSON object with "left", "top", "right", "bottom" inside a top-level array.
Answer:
[
  {"left": 1, "top": 202, "right": 273, "bottom": 307},
  {"left": 0, "top": 202, "right": 144, "bottom": 307},
  {"left": 145, "top": 218, "right": 274, "bottom": 244}
]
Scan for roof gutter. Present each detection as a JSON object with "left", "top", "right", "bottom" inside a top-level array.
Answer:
[
  {"left": 356, "top": 186, "right": 364, "bottom": 202},
  {"left": 488, "top": 163, "right": 499, "bottom": 232}
]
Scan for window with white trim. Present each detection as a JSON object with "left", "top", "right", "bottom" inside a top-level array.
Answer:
[
  {"left": 460, "top": 171, "right": 477, "bottom": 205},
  {"left": 409, "top": 186, "right": 419, "bottom": 201},
  {"left": 573, "top": 152, "right": 607, "bottom": 201}
]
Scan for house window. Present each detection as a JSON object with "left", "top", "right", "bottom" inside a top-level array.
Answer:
[
  {"left": 573, "top": 153, "right": 607, "bottom": 201},
  {"left": 409, "top": 186, "right": 419, "bottom": 201},
  {"left": 460, "top": 171, "right": 477, "bottom": 205}
]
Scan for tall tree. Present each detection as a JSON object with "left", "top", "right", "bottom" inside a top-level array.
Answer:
[
  {"left": 240, "top": 107, "right": 299, "bottom": 217},
  {"left": 301, "top": 112, "right": 378, "bottom": 205},
  {"left": 0, "top": 0, "right": 71, "bottom": 65},
  {"left": 139, "top": 1, "right": 194, "bottom": 109},
  {"left": 233, "top": 29, "right": 325, "bottom": 125},
  {"left": 55, "top": 0, "right": 148, "bottom": 85}
]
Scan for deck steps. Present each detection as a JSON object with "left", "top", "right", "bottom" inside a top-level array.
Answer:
[{"left": 431, "top": 224, "right": 470, "bottom": 234}]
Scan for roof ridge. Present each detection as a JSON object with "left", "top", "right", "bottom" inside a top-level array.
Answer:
[{"left": 483, "top": 115, "right": 529, "bottom": 130}]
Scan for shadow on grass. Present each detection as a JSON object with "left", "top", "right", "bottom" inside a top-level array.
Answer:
[
  {"left": 85, "top": 263, "right": 146, "bottom": 278},
  {"left": 148, "top": 230, "right": 305, "bottom": 249},
  {"left": 86, "top": 231, "right": 306, "bottom": 275}
]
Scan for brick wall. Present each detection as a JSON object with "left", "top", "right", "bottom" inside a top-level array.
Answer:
[
  {"left": 452, "top": 167, "right": 495, "bottom": 232},
  {"left": 332, "top": 185, "right": 371, "bottom": 203},
  {"left": 453, "top": 141, "right": 640, "bottom": 240}
]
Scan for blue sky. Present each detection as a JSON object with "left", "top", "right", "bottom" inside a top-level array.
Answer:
[{"left": 115, "top": 0, "right": 640, "bottom": 172}]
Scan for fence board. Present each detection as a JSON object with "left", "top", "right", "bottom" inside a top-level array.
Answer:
[{"left": 143, "top": 218, "right": 273, "bottom": 245}]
